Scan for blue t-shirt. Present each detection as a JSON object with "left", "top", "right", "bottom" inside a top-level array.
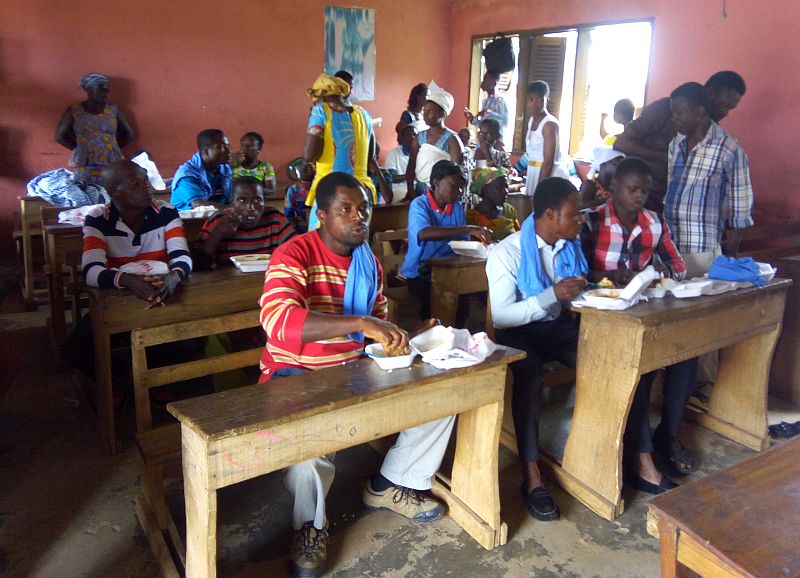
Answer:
[
  {"left": 400, "top": 193, "right": 468, "bottom": 279},
  {"left": 171, "top": 154, "right": 232, "bottom": 210}
]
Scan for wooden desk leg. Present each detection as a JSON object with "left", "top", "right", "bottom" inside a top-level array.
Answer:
[
  {"left": 434, "top": 400, "right": 507, "bottom": 549},
  {"left": 696, "top": 325, "right": 780, "bottom": 451},
  {"left": 657, "top": 515, "right": 679, "bottom": 578},
  {"left": 559, "top": 322, "right": 644, "bottom": 519},
  {"left": 90, "top": 302, "right": 116, "bottom": 455},
  {"left": 430, "top": 282, "right": 458, "bottom": 327},
  {"left": 182, "top": 425, "right": 218, "bottom": 578}
]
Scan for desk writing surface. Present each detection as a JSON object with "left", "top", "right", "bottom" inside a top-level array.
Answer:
[
  {"left": 86, "top": 266, "right": 264, "bottom": 334},
  {"left": 428, "top": 255, "right": 487, "bottom": 269},
  {"left": 649, "top": 438, "right": 800, "bottom": 578},
  {"left": 574, "top": 279, "right": 791, "bottom": 324},
  {"left": 168, "top": 346, "right": 524, "bottom": 442}
]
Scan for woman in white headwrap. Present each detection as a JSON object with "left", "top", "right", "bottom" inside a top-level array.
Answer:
[
  {"left": 406, "top": 80, "right": 465, "bottom": 199},
  {"left": 55, "top": 73, "right": 135, "bottom": 186}
]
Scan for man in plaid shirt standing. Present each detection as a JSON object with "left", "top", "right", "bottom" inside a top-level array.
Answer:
[{"left": 664, "top": 82, "right": 754, "bottom": 278}]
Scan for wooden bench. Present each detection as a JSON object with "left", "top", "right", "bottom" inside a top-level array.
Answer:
[
  {"left": 370, "top": 228, "right": 419, "bottom": 329},
  {"left": 648, "top": 437, "right": 800, "bottom": 578},
  {"left": 735, "top": 220, "right": 800, "bottom": 267},
  {"left": 168, "top": 347, "right": 524, "bottom": 577},
  {"left": 132, "top": 309, "right": 263, "bottom": 577},
  {"left": 17, "top": 196, "right": 50, "bottom": 308}
]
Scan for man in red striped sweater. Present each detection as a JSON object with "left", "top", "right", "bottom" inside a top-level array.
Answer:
[
  {"left": 197, "top": 176, "right": 295, "bottom": 269},
  {"left": 259, "top": 172, "right": 454, "bottom": 578}
]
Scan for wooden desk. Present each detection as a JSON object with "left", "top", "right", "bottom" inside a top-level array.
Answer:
[
  {"left": 87, "top": 267, "right": 264, "bottom": 453},
  {"left": 649, "top": 437, "right": 800, "bottom": 578},
  {"left": 168, "top": 347, "right": 524, "bottom": 577},
  {"left": 43, "top": 223, "right": 84, "bottom": 356},
  {"left": 770, "top": 255, "right": 800, "bottom": 404},
  {"left": 429, "top": 256, "right": 488, "bottom": 326},
  {"left": 544, "top": 281, "right": 790, "bottom": 520}
]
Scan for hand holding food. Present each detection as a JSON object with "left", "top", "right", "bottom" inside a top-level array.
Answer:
[
  {"left": 554, "top": 276, "right": 588, "bottom": 301},
  {"left": 362, "top": 317, "right": 409, "bottom": 356}
]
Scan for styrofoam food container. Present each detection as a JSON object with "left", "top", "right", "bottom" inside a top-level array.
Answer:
[
  {"left": 230, "top": 254, "right": 270, "bottom": 272},
  {"left": 364, "top": 343, "right": 416, "bottom": 370},
  {"left": 409, "top": 325, "right": 455, "bottom": 358},
  {"left": 645, "top": 287, "right": 668, "bottom": 298},
  {"left": 670, "top": 280, "right": 713, "bottom": 298}
]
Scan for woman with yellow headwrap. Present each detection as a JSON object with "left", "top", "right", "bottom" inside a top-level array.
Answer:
[
  {"left": 467, "top": 167, "right": 519, "bottom": 241},
  {"left": 303, "top": 73, "right": 379, "bottom": 230}
]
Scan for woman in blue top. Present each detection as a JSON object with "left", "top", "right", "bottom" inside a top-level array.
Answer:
[
  {"left": 406, "top": 81, "right": 465, "bottom": 200},
  {"left": 401, "top": 160, "right": 491, "bottom": 320}
]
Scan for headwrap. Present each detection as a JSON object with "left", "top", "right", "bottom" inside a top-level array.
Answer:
[
  {"left": 307, "top": 73, "right": 351, "bottom": 100},
  {"left": 590, "top": 146, "right": 624, "bottom": 177},
  {"left": 470, "top": 167, "right": 508, "bottom": 196},
  {"left": 517, "top": 214, "right": 587, "bottom": 299},
  {"left": 80, "top": 73, "right": 109, "bottom": 91},
  {"left": 342, "top": 241, "right": 380, "bottom": 341},
  {"left": 426, "top": 80, "right": 454, "bottom": 116}
]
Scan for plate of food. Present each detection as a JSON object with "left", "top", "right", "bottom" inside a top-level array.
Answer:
[
  {"left": 448, "top": 240, "right": 489, "bottom": 260},
  {"left": 230, "top": 254, "right": 271, "bottom": 272},
  {"left": 364, "top": 343, "right": 416, "bottom": 370},
  {"left": 583, "top": 288, "right": 623, "bottom": 300}
]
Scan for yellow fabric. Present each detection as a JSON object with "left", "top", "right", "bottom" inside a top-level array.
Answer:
[
  {"left": 467, "top": 203, "right": 520, "bottom": 241},
  {"left": 306, "top": 73, "right": 351, "bottom": 100},
  {"left": 527, "top": 160, "right": 544, "bottom": 167},
  {"left": 603, "top": 134, "right": 618, "bottom": 146},
  {"left": 306, "top": 103, "right": 377, "bottom": 209}
]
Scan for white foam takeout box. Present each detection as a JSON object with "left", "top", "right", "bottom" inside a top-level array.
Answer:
[{"left": 229, "top": 254, "right": 270, "bottom": 273}]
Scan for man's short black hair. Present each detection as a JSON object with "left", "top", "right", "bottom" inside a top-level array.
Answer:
[
  {"left": 232, "top": 176, "right": 264, "bottom": 194},
  {"left": 430, "top": 160, "right": 465, "bottom": 184},
  {"left": 533, "top": 177, "right": 577, "bottom": 216},
  {"left": 242, "top": 131, "right": 264, "bottom": 149},
  {"left": 613, "top": 98, "right": 636, "bottom": 120},
  {"left": 705, "top": 70, "right": 746, "bottom": 96},
  {"left": 671, "top": 82, "right": 708, "bottom": 111},
  {"left": 197, "top": 128, "right": 224, "bottom": 150},
  {"left": 613, "top": 157, "right": 651, "bottom": 183},
  {"left": 334, "top": 70, "right": 353, "bottom": 85},
  {"left": 526, "top": 80, "right": 550, "bottom": 98},
  {"left": 316, "top": 172, "right": 364, "bottom": 211},
  {"left": 479, "top": 118, "right": 500, "bottom": 135}
]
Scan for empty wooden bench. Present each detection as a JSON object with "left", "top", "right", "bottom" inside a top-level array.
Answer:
[
  {"left": 735, "top": 220, "right": 800, "bottom": 268},
  {"left": 132, "top": 309, "right": 263, "bottom": 577}
]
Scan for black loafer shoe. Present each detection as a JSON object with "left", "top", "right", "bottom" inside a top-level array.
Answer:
[
  {"left": 624, "top": 471, "right": 678, "bottom": 495},
  {"left": 522, "top": 483, "right": 560, "bottom": 521}
]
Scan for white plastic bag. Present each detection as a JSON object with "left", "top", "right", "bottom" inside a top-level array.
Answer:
[{"left": 131, "top": 152, "right": 166, "bottom": 191}]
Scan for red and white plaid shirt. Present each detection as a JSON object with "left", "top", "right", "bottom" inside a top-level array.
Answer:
[{"left": 581, "top": 201, "right": 686, "bottom": 279}]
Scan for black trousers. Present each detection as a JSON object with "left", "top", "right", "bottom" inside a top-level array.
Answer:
[
  {"left": 496, "top": 315, "right": 579, "bottom": 462},
  {"left": 624, "top": 357, "right": 698, "bottom": 453}
]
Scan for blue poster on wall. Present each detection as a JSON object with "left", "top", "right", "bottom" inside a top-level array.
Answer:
[{"left": 324, "top": 6, "right": 375, "bottom": 101}]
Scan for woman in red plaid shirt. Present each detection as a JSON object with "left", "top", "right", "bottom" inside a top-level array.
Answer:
[{"left": 580, "top": 156, "right": 698, "bottom": 493}]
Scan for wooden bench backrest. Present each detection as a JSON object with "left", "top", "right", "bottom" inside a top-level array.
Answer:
[
  {"left": 131, "top": 308, "right": 262, "bottom": 432},
  {"left": 737, "top": 221, "right": 800, "bottom": 265},
  {"left": 18, "top": 196, "right": 50, "bottom": 304},
  {"left": 371, "top": 228, "right": 408, "bottom": 283}
]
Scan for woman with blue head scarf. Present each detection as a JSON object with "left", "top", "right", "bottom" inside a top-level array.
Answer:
[{"left": 55, "top": 73, "right": 135, "bottom": 186}]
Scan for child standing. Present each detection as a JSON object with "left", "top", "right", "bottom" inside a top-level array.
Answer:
[{"left": 284, "top": 159, "right": 312, "bottom": 233}]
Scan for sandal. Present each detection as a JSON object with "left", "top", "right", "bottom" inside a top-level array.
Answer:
[{"left": 654, "top": 425, "right": 696, "bottom": 475}]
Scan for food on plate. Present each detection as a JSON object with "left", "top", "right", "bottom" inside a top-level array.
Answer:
[
  {"left": 597, "top": 290, "right": 621, "bottom": 299},
  {"left": 377, "top": 342, "right": 410, "bottom": 357},
  {"left": 598, "top": 277, "right": 614, "bottom": 288},
  {"left": 235, "top": 254, "right": 270, "bottom": 262}
]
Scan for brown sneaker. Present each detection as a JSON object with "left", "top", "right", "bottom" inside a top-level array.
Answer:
[
  {"left": 289, "top": 521, "right": 329, "bottom": 578},
  {"left": 362, "top": 482, "right": 445, "bottom": 522}
]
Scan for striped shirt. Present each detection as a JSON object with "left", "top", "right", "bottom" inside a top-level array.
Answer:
[
  {"left": 258, "top": 230, "right": 388, "bottom": 378},
  {"left": 82, "top": 201, "right": 192, "bottom": 288},
  {"left": 665, "top": 121, "right": 754, "bottom": 254},
  {"left": 581, "top": 201, "right": 686, "bottom": 280},
  {"left": 199, "top": 208, "right": 295, "bottom": 264}
]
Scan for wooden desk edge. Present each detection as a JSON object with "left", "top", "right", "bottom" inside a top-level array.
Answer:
[{"left": 167, "top": 346, "right": 525, "bottom": 441}]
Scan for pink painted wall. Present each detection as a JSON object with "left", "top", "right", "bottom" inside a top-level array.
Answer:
[
  {"left": 0, "top": 0, "right": 453, "bottom": 261},
  {"left": 450, "top": 0, "right": 800, "bottom": 222}
]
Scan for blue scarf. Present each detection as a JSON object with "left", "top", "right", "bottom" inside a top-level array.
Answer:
[
  {"left": 342, "top": 241, "right": 379, "bottom": 341},
  {"left": 517, "top": 214, "right": 588, "bottom": 299},
  {"left": 172, "top": 152, "right": 232, "bottom": 202}
]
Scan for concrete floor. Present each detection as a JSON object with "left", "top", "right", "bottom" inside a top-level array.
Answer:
[{"left": 0, "top": 289, "right": 786, "bottom": 578}]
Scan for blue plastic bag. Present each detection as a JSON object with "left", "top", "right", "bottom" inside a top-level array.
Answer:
[{"left": 708, "top": 255, "right": 765, "bottom": 286}]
